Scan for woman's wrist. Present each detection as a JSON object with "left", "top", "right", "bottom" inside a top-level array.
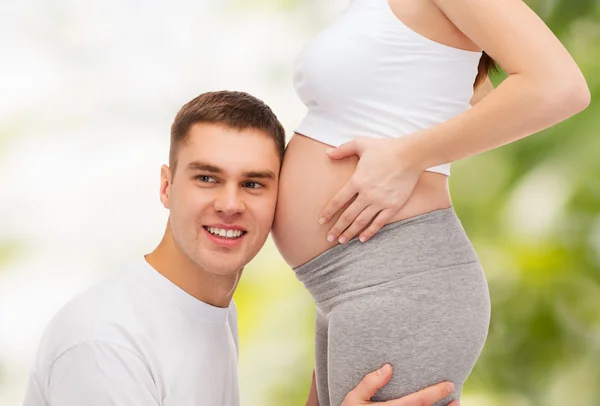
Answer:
[{"left": 392, "top": 133, "right": 431, "bottom": 173}]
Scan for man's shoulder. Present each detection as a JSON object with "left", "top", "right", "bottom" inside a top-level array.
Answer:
[{"left": 33, "top": 263, "right": 146, "bottom": 371}]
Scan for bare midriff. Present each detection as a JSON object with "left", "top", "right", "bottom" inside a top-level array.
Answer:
[{"left": 271, "top": 134, "right": 452, "bottom": 268}]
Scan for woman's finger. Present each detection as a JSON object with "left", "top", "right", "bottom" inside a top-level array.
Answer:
[
  {"left": 338, "top": 205, "right": 381, "bottom": 244},
  {"left": 358, "top": 208, "right": 396, "bottom": 242},
  {"left": 325, "top": 197, "right": 370, "bottom": 243},
  {"left": 319, "top": 180, "right": 359, "bottom": 226},
  {"left": 326, "top": 138, "right": 363, "bottom": 160}
]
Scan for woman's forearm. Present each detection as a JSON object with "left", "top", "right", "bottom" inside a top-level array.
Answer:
[{"left": 400, "top": 71, "right": 590, "bottom": 171}]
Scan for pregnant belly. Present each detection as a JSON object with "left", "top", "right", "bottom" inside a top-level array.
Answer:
[{"left": 271, "top": 134, "right": 453, "bottom": 268}]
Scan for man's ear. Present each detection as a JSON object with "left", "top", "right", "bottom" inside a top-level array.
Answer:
[{"left": 159, "top": 165, "right": 172, "bottom": 209}]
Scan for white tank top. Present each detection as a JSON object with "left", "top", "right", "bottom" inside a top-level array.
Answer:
[{"left": 292, "top": 0, "right": 482, "bottom": 176}]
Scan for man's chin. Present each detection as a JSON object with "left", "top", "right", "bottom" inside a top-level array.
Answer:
[
  {"left": 194, "top": 238, "right": 260, "bottom": 275},
  {"left": 196, "top": 255, "right": 248, "bottom": 277}
]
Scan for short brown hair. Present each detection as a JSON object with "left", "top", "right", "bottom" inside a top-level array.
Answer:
[{"left": 169, "top": 91, "right": 286, "bottom": 174}]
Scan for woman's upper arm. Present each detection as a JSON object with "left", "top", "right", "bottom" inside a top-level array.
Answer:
[{"left": 429, "top": 0, "right": 584, "bottom": 79}]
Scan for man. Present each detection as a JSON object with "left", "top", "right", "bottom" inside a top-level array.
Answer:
[{"left": 23, "top": 91, "right": 458, "bottom": 406}]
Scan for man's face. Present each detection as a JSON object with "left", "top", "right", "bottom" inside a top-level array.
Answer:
[{"left": 161, "top": 123, "right": 280, "bottom": 276}]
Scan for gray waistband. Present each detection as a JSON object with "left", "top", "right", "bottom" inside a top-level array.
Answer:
[{"left": 293, "top": 206, "right": 480, "bottom": 305}]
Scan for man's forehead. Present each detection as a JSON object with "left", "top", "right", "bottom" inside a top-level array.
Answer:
[{"left": 188, "top": 123, "right": 273, "bottom": 144}]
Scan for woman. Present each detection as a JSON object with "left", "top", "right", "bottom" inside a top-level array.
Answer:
[{"left": 271, "top": 0, "right": 590, "bottom": 405}]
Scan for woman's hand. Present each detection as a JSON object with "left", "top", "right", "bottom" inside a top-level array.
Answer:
[{"left": 319, "top": 137, "right": 423, "bottom": 244}]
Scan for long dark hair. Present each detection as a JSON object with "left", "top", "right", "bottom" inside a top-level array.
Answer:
[{"left": 474, "top": 51, "right": 498, "bottom": 87}]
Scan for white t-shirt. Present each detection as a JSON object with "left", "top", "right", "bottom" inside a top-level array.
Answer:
[{"left": 23, "top": 258, "right": 240, "bottom": 406}]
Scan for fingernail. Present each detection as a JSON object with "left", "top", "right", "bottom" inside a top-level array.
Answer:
[
  {"left": 338, "top": 236, "right": 347, "bottom": 244},
  {"left": 327, "top": 234, "right": 335, "bottom": 243},
  {"left": 318, "top": 217, "right": 327, "bottom": 225},
  {"left": 447, "top": 383, "right": 454, "bottom": 393},
  {"left": 359, "top": 236, "right": 366, "bottom": 243},
  {"left": 378, "top": 364, "right": 391, "bottom": 375}
]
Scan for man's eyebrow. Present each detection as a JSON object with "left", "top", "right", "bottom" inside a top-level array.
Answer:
[
  {"left": 186, "top": 161, "right": 222, "bottom": 173},
  {"left": 186, "top": 161, "right": 276, "bottom": 180},
  {"left": 242, "top": 170, "right": 276, "bottom": 180}
]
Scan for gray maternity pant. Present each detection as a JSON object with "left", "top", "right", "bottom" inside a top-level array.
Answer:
[{"left": 293, "top": 206, "right": 491, "bottom": 406}]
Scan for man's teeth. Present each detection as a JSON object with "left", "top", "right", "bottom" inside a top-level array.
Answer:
[{"left": 207, "top": 227, "right": 244, "bottom": 238}]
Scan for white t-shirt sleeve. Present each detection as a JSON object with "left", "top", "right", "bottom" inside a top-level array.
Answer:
[{"left": 44, "top": 341, "right": 159, "bottom": 406}]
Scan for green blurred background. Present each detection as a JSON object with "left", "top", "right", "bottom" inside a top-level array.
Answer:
[{"left": 1, "top": 0, "right": 598, "bottom": 405}]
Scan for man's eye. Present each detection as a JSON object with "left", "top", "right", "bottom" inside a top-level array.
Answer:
[
  {"left": 197, "top": 175, "right": 217, "bottom": 183},
  {"left": 244, "top": 181, "right": 263, "bottom": 189}
]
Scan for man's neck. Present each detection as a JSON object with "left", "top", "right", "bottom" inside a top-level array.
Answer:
[{"left": 145, "top": 228, "right": 241, "bottom": 308}]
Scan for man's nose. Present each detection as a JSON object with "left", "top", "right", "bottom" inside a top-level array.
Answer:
[{"left": 213, "top": 185, "right": 245, "bottom": 216}]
